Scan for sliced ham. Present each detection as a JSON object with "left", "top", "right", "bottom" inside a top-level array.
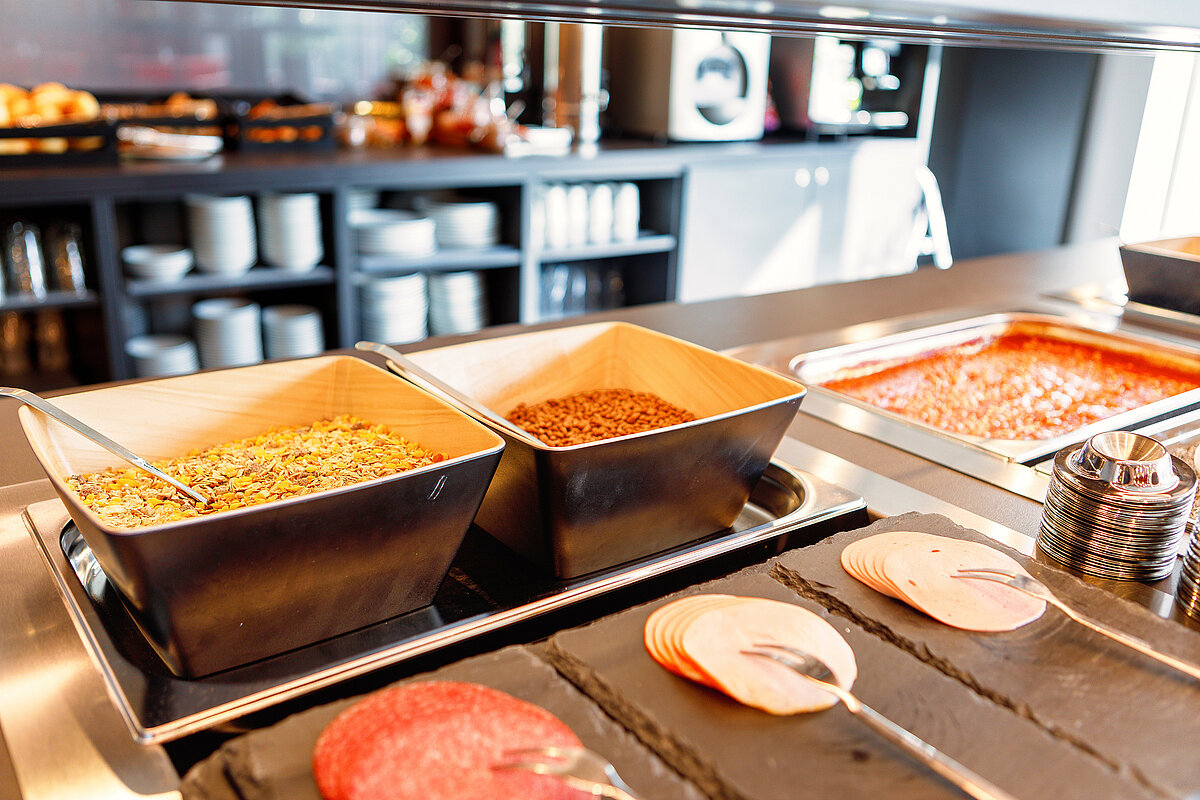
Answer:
[
  {"left": 680, "top": 598, "right": 857, "bottom": 715},
  {"left": 643, "top": 594, "right": 858, "bottom": 716},
  {"left": 840, "top": 531, "right": 1046, "bottom": 632}
]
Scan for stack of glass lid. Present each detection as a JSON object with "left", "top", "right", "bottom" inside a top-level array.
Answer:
[{"left": 1038, "top": 431, "right": 1196, "bottom": 582}]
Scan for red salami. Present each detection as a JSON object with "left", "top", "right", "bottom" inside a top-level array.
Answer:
[{"left": 312, "top": 681, "right": 590, "bottom": 800}]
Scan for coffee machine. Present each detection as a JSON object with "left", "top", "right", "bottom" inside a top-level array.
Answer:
[{"left": 603, "top": 28, "right": 771, "bottom": 142}]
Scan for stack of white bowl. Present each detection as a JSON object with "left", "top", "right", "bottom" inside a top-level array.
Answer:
[
  {"left": 125, "top": 334, "right": 200, "bottom": 377},
  {"left": 121, "top": 244, "right": 194, "bottom": 283},
  {"left": 185, "top": 195, "right": 257, "bottom": 275},
  {"left": 428, "top": 271, "right": 487, "bottom": 335},
  {"left": 420, "top": 197, "right": 500, "bottom": 249},
  {"left": 258, "top": 193, "right": 323, "bottom": 272},
  {"left": 262, "top": 305, "right": 325, "bottom": 359},
  {"left": 359, "top": 273, "right": 428, "bottom": 343},
  {"left": 192, "top": 297, "right": 263, "bottom": 368},
  {"left": 351, "top": 209, "right": 437, "bottom": 259}
]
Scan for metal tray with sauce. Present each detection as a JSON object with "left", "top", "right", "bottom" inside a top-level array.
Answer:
[{"left": 788, "top": 311, "right": 1200, "bottom": 467}]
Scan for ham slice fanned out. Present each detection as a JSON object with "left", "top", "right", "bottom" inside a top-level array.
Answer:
[
  {"left": 840, "top": 531, "right": 1047, "bottom": 632},
  {"left": 643, "top": 595, "right": 858, "bottom": 716},
  {"left": 312, "top": 681, "right": 589, "bottom": 800}
]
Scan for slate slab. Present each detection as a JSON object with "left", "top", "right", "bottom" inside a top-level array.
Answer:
[
  {"left": 179, "top": 645, "right": 706, "bottom": 800},
  {"left": 547, "top": 565, "right": 1156, "bottom": 800},
  {"left": 770, "top": 511, "right": 1200, "bottom": 799}
]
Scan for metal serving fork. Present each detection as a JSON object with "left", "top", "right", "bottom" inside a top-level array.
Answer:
[
  {"left": 494, "top": 745, "right": 641, "bottom": 799},
  {"left": 955, "top": 566, "right": 1200, "bottom": 681},
  {"left": 742, "top": 643, "right": 1020, "bottom": 800}
]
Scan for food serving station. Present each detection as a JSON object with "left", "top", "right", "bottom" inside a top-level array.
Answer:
[{"left": 4, "top": 0, "right": 1200, "bottom": 798}]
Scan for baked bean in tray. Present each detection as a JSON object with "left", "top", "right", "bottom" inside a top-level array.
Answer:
[{"left": 506, "top": 389, "right": 696, "bottom": 447}]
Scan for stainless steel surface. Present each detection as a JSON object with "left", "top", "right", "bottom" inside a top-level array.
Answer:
[
  {"left": 497, "top": 746, "right": 640, "bottom": 800},
  {"left": 789, "top": 311, "right": 1200, "bottom": 465},
  {"left": 1, "top": 387, "right": 208, "bottom": 506},
  {"left": 20, "top": 457, "right": 862, "bottom": 744},
  {"left": 0, "top": 480, "right": 180, "bottom": 800},
  {"left": 355, "top": 340, "right": 543, "bottom": 446},
  {"left": 955, "top": 567, "right": 1200, "bottom": 682},
  {"left": 743, "top": 643, "right": 1020, "bottom": 800},
  {"left": 172, "top": 0, "right": 1200, "bottom": 53}
]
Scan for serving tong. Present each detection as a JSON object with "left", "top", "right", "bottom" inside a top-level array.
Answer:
[
  {"left": 954, "top": 566, "right": 1200, "bottom": 681},
  {"left": 494, "top": 745, "right": 640, "bottom": 799},
  {"left": 742, "top": 643, "right": 1019, "bottom": 800},
  {"left": 355, "top": 340, "right": 545, "bottom": 447},
  {"left": 0, "top": 386, "right": 207, "bottom": 505}
]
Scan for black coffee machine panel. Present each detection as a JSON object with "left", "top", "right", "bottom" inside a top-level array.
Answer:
[{"left": 770, "top": 36, "right": 932, "bottom": 137}]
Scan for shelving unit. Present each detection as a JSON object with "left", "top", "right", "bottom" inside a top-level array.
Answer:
[
  {"left": 0, "top": 139, "right": 876, "bottom": 388},
  {"left": 0, "top": 145, "right": 697, "bottom": 386}
]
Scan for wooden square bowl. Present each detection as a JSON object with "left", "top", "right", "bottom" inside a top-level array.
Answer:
[
  {"left": 405, "top": 321, "right": 806, "bottom": 578},
  {"left": 18, "top": 355, "right": 504, "bottom": 677}
]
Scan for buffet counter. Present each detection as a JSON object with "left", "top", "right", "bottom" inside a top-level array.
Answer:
[{"left": 6, "top": 237, "right": 1194, "bottom": 800}]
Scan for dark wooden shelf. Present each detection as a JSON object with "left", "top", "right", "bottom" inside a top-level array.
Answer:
[
  {"left": 537, "top": 233, "right": 677, "bottom": 263},
  {"left": 124, "top": 265, "right": 335, "bottom": 298},
  {"left": 0, "top": 290, "right": 99, "bottom": 314},
  {"left": 356, "top": 245, "right": 522, "bottom": 275}
]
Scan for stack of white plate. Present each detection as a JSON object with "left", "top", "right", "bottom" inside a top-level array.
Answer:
[
  {"left": 262, "top": 304, "right": 325, "bottom": 359},
  {"left": 125, "top": 334, "right": 199, "bottom": 377},
  {"left": 420, "top": 197, "right": 500, "bottom": 249},
  {"left": 351, "top": 209, "right": 436, "bottom": 258},
  {"left": 121, "top": 244, "right": 194, "bottom": 283},
  {"left": 428, "top": 271, "right": 487, "bottom": 335},
  {"left": 185, "top": 195, "right": 257, "bottom": 275},
  {"left": 258, "top": 193, "right": 323, "bottom": 272},
  {"left": 347, "top": 188, "right": 381, "bottom": 213},
  {"left": 359, "top": 273, "right": 428, "bottom": 344},
  {"left": 192, "top": 297, "right": 263, "bottom": 368}
]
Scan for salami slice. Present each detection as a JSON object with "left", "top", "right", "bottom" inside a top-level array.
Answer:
[{"left": 312, "top": 681, "right": 589, "bottom": 800}]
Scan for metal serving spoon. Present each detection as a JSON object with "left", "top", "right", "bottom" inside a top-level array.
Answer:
[
  {"left": 743, "top": 643, "right": 1020, "bottom": 800},
  {"left": 354, "top": 341, "right": 545, "bottom": 447},
  {"left": 1, "top": 386, "right": 208, "bottom": 506}
]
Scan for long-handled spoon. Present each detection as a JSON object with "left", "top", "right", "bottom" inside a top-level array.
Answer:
[
  {"left": 1, "top": 386, "right": 207, "bottom": 506},
  {"left": 354, "top": 341, "right": 545, "bottom": 447}
]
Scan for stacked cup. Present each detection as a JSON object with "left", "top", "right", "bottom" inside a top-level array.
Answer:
[
  {"left": 186, "top": 195, "right": 257, "bottom": 275},
  {"left": 428, "top": 271, "right": 488, "bottom": 335},
  {"left": 192, "top": 297, "right": 263, "bottom": 368},
  {"left": 262, "top": 305, "right": 325, "bottom": 359},
  {"left": 125, "top": 334, "right": 200, "bottom": 377},
  {"left": 359, "top": 273, "right": 428, "bottom": 344},
  {"left": 259, "top": 193, "right": 323, "bottom": 272}
]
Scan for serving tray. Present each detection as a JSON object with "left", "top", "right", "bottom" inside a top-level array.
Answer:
[{"left": 24, "top": 459, "right": 865, "bottom": 744}]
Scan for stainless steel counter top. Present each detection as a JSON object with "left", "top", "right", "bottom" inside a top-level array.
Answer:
[{"left": 0, "top": 238, "right": 1167, "bottom": 798}]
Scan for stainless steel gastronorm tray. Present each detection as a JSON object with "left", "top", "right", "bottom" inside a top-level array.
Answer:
[
  {"left": 789, "top": 311, "right": 1200, "bottom": 466},
  {"left": 24, "top": 459, "right": 864, "bottom": 745}
]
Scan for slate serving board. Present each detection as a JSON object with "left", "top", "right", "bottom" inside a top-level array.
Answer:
[
  {"left": 179, "top": 645, "right": 706, "bottom": 800},
  {"left": 546, "top": 566, "right": 1161, "bottom": 800},
  {"left": 768, "top": 511, "right": 1200, "bottom": 800}
]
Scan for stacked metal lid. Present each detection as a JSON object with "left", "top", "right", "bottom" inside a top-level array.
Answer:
[
  {"left": 1038, "top": 431, "right": 1197, "bottom": 582},
  {"left": 1176, "top": 529, "right": 1200, "bottom": 620}
]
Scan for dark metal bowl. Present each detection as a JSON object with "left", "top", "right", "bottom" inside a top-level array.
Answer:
[
  {"left": 405, "top": 322, "right": 807, "bottom": 578},
  {"left": 19, "top": 356, "right": 505, "bottom": 677}
]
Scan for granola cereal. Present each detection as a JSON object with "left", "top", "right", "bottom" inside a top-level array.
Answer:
[{"left": 66, "top": 414, "right": 445, "bottom": 529}]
